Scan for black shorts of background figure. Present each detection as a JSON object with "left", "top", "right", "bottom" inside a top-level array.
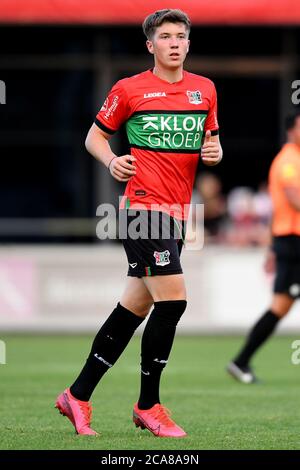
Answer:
[
  {"left": 120, "top": 209, "right": 186, "bottom": 278},
  {"left": 273, "top": 235, "right": 300, "bottom": 298}
]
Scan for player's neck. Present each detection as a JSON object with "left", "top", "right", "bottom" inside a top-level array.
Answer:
[
  {"left": 287, "top": 139, "right": 300, "bottom": 148},
  {"left": 152, "top": 65, "right": 184, "bottom": 84}
]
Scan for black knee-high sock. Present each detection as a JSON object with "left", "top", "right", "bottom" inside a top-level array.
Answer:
[
  {"left": 70, "top": 303, "right": 144, "bottom": 401},
  {"left": 138, "top": 300, "right": 187, "bottom": 410},
  {"left": 234, "top": 309, "right": 280, "bottom": 367}
]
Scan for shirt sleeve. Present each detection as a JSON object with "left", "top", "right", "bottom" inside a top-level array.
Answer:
[
  {"left": 95, "top": 80, "right": 130, "bottom": 134},
  {"left": 279, "top": 160, "right": 300, "bottom": 188},
  {"left": 204, "top": 83, "right": 219, "bottom": 134}
]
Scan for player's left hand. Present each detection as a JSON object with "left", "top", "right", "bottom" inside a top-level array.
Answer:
[{"left": 201, "top": 130, "right": 222, "bottom": 166}]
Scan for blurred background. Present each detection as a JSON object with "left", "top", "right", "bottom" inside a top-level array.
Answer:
[{"left": 1, "top": 0, "right": 300, "bottom": 333}]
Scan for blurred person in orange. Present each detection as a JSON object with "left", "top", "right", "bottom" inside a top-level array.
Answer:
[
  {"left": 227, "top": 112, "right": 300, "bottom": 383},
  {"left": 55, "top": 8, "right": 222, "bottom": 437}
]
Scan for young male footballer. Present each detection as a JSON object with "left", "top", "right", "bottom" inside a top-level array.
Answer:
[{"left": 56, "top": 8, "right": 222, "bottom": 437}]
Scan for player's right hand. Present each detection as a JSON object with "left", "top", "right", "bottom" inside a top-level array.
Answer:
[
  {"left": 264, "top": 248, "right": 276, "bottom": 274},
  {"left": 109, "top": 154, "right": 137, "bottom": 182}
]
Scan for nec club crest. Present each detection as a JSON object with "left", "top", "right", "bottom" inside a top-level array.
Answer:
[
  {"left": 153, "top": 250, "right": 170, "bottom": 266},
  {"left": 187, "top": 90, "right": 202, "bottom": 105}
]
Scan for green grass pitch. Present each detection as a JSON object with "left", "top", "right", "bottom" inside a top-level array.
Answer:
[{"left": 0, "top": 335, "right": 299, "bottom": 450}]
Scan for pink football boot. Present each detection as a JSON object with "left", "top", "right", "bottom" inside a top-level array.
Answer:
[
  {"left": 133, "top": 403, "right": 187, "bottom": 438},
  {"left": 55, "top": 388, "right": 99, "bottom": 436}
]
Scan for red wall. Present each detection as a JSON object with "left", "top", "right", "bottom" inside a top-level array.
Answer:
[{"left": 1, "top": 0, "right": 300, "bottom": 25}]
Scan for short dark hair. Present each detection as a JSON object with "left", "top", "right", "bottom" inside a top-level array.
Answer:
[
  {"left": 143, "top": 9, "right": 191, "bottom": 40},
  {"left": 285, "top": 111, "right": 300, "bottom": 131}
]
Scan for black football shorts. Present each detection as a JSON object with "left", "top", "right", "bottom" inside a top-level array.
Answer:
[
  {"left": 273, "top": 235, "right": 300, "bottom": 298},
  {"left": 119, "top": 209, "right": 185, "bottom": 277}
]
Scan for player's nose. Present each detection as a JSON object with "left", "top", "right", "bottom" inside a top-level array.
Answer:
[{"left": 169, "top": 37, "right": 179, "bottom": 47}]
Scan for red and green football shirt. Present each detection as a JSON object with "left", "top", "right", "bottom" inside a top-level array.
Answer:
[{"left": 95, "top": 69, "right": 219, "bottom": 220}]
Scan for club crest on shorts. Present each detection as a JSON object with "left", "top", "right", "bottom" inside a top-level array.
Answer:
[
  {"left": 153, "top": 250, "right": 170, "bottom": 266},
  {"left": 187, "top": 90, "right": 202, "bottom": 104}
]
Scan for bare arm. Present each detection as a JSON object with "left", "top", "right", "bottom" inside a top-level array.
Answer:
[
  {"left": 85, "top": 123, "right": 136, "bottom": 182},
  {"left": 201, "top": 131, "right": 223, "bottom": 166},
  {"left": 263, "top": 220, "right": 276, "bottom": 274},
  {"left": 284, "top": 186, "right": 300, "bottom": 211}
]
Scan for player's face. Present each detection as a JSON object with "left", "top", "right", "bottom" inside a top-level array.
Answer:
[{"left": 146, "top": 22, "right": 190, "bottom": 70}]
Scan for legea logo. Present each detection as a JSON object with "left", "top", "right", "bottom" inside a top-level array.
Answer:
[{"left": 0, "top": 80, "right": 6, "bottom": 104}]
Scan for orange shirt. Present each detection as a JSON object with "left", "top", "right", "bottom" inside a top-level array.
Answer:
[{"left": 269, "top": 143, "right": 300, "bottom": 236}]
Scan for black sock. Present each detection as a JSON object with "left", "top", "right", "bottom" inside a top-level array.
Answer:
[
  {"left": 234, "top": 309, "right": 280, "bottom": 367},
  {"left": 138, "top": 300, "right": 187, "bottom": 410},
  {"left": 70, "top": 303, "right": 144, "bottom": 401}
]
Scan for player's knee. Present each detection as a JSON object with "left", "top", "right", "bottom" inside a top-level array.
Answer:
[
  {"left": 129, "top": 300, "right": 153, "bottom": 318},
  {"left": 167, "top": 280, "right": 186, "bottom": 300},
  {"left": 153, "top": 299, "right": 187, "bottom": 326},
  {"left": 272, "top": 308, "right": 289, "bottom": 319},
  {"left": 271, "top": 295, "right": 294, "bottom": 318}
]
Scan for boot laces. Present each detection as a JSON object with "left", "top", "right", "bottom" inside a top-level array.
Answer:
[{"left": 152, "top": 405, "right": 175, "bottom": 427}]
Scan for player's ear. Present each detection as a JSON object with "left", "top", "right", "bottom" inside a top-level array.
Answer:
[
  {"left": 146, "top": 40, "right": 154, "bottom": 54},
  {"left": 186, "top": 40, "right": 190, "bottom": 53}
]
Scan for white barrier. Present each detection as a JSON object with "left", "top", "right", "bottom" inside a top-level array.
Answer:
[{"left": 0, "top": 245, "right": 299, "bottom": 333}]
